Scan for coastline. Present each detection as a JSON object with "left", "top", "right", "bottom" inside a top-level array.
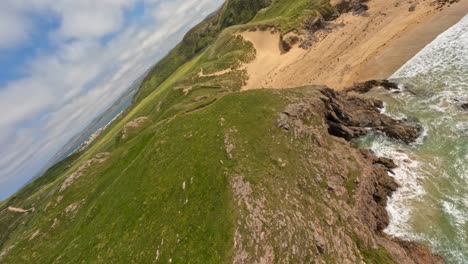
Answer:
[
  {"left": 353, "top": 0, "right": 468, "bottom": 83},
  {"left": 240, "top": 0, "right": 468, "bottom": 91}
]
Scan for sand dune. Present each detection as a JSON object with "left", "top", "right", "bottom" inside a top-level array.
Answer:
[{"left": 241, "top": 0, "right": 468, "bottom": 91}]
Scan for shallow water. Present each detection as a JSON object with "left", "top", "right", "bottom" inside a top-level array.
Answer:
[{"left": 356, "top": 15, "right": 468, "bottom": 263}]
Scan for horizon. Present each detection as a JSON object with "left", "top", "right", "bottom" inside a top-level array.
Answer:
[{"left": 0, "top": 0, "right": 224, "bottom": 200}]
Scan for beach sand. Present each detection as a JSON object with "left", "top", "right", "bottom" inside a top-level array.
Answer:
[{"left": 241, "top": 0, "right": 468, "bottom": 91}]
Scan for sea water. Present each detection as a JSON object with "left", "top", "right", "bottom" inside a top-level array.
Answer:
[{"left": 356, "top": 15, "right": 468, "bottom": 263}]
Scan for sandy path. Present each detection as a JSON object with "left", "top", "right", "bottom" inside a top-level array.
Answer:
[
  {"left": 7, "top": 206, "right": 34, "bottom": 213},
  {"left": 198, "top": 68, "right": 232, "bottom": 77},
  {"left": 241, "top": 0, "right": 468, "bottom": 91}
]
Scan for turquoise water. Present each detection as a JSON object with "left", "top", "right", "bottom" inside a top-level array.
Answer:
[{"left": 356, "top": 15, "right": 468, "bottom": 263}]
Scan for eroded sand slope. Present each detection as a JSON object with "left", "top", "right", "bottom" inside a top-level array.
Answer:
[{"left": 241, "top": 0, "right": 468, "bottom": 91}]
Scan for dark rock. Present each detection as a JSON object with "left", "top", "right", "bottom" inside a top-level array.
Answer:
[
  {"left": 461, "top": 103, "right": 468, "bottom": 110},
  {"left": 334, "top": 0, "right": 369, "bottom": 15},
  {"left": 318, "top": 88, "right": 422, "bottom": 144},
  {"left": 304, "top": 16, "right": 324, "bottom": 33},
  {"left": 436, "top": 0, "right": 461, "bottom": 9},
  {"left": 345, "top": 79, "right": 400, "bottom": 93},
  {"left": 327, "top": 121, "right": 355, "bottom": 140},
  {"left": 280, "top": 33, "right": 301, "bottom": 52},
  {"left": 380, "top": 124, "right": 423, "bottom": 144},
  {"left": 408, "top": 4, "right": 416, "bottom": 12},
  {"left": 375, "top": 157, "right": 397, "bottom": 170}
]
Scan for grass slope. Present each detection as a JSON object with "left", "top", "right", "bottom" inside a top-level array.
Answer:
[{"left": 0, "top": 89, "right": 283, "bottom": 263}]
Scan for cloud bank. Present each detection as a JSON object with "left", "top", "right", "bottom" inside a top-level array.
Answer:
[{"left": 0, "top": 0, "right": 224, "bottom": 200}]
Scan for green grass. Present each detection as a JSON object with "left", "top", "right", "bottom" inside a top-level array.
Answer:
[
  {"left": 0, "top": 153, "right": 80, "bottom": 248},
  {"left": 251, "top": 0, "right": 333, "bottom": 33},
  {"left": 0, "top": 88, "right": 301, "bottom": 263},
  {"left": 351, "top": 231, "right": 396, "bottom": 264}
]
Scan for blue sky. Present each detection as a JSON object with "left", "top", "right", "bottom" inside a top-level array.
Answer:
[{"left": 0, "top": 0, "right": 224, "bottom": 200}]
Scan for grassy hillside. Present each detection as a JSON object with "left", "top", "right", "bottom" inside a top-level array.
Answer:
[
  {"left": 134, "top": 0, "right": 271, "bottom": 104},
  {"left": 0, "top": 0, "right": 404, "bottom": 263},
  {"left": 251, "top": 0, "right": 333, "bottom": 32}
]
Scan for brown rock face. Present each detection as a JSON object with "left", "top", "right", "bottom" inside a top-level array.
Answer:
[{"left": 319, "top": 87, "right": 423, "bottom": 143}]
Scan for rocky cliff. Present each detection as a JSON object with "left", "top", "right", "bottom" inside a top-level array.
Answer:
[{"left": 230, "top": 83, "right": 442, "bottom": 263}]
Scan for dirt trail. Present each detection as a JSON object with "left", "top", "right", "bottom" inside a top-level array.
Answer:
[
  {"left": 7, "top": 207, "right": 34, "bottom": 213},
  {"left": 240, "top": 0, "right": 468, "bottom": 91},
  {"left": 198, "top": 68, "right": 232, "bottom": 77}
]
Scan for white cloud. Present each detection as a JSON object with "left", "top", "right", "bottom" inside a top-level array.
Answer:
[
  {"left": 0, "top": 5, "right": 30, "bottom": 49},
  {"left": 0, "top": 0, "right": 225, "bottom": 199}
]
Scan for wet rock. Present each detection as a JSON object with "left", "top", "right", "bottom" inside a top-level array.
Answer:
[
  {"left": 380, "top": 124, "right": 423, "bottom": 144},
  {"left": 318, "top": 88, "right": 423, "bottom": 143},
  {"left": 345, "top": 79, "right": 400, "bottom": 93},
  {"left": 375, "top": 157, "right": 397, "bottom": 170}
]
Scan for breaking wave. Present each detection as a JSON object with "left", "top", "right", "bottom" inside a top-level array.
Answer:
[{"left": 360, "top": 15, "right": 468, "bottom": 263}]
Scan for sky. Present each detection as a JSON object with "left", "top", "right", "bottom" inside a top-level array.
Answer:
[{"left": 0, "top": 0, "right": 224, "bottom": 200}]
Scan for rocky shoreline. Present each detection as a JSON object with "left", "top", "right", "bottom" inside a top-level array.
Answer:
[
  {"left": 325, "top": 81, "right": 443, "bottom": 263},
  {"left": 271, "top": 82, "right": 443, "bottom": 263}
]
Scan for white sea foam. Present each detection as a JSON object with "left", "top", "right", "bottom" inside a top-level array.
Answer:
[
  {"left": 392, "top": 15, "right": 468, "bottom": 79},
  {"left": 366, "top": 136, "right": 425, "bottom": 240},
  {"left": 442, "top": 200, "right": 467, "bottom": 227},
  {"left": 368, "top": 14, "right": 468, "bottom": 263}
]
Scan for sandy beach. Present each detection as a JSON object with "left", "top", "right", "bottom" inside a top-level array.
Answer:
[{"left": 241, "top": 0, "right": 468, "bottom": 91}]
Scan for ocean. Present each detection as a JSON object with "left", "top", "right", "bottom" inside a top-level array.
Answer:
[{"left": 356, "top": 15, "right": 468, "bottom": 263}]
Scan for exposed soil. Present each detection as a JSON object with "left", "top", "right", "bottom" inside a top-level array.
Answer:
[{"left": 7, "top": 207, "right": 34, "bottom": 213}]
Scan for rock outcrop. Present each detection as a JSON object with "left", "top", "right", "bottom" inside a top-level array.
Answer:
[
  {"left": 332, "top": 0, "right": 369, "bottom": 15},
  {"left": 319, "top": 87, "right": 423, "bottom": 143},
  {"left": 117, "top": 116, "right": 151, "bottom": 142},
  {"left": 345, "top": 79, "right": 400, "bottom": 94}
]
